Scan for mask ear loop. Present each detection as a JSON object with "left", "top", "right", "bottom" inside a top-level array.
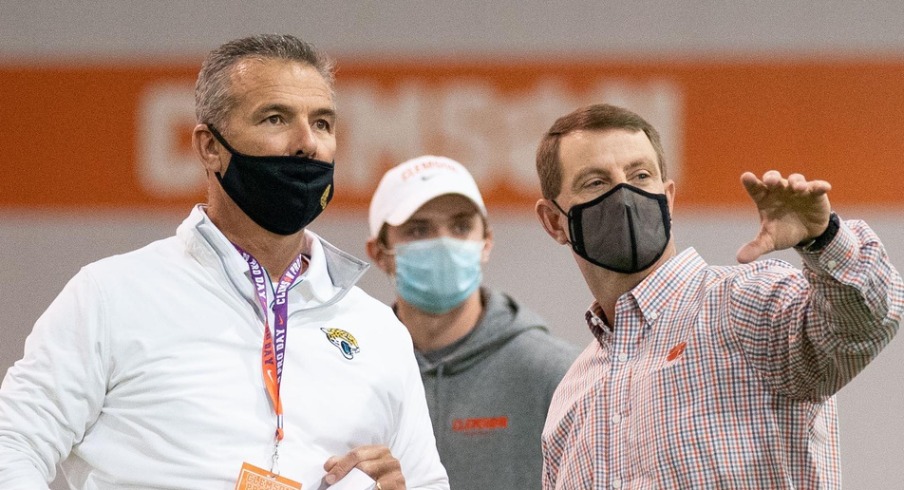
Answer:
[
  {"left": 375, "top": 240, "right": 398, "bottom": 289},
  {"left": 205, "top": 124, "right": 239, "bottom": 181},
  {"left": 206, "top": 124, "right": 244, "bottom": 155},
  {"left": 550, "top": 199, "right": 580, "bottom": 250},
  {"left": 550, "top": 199, "right": 566, "bottom": 215}
]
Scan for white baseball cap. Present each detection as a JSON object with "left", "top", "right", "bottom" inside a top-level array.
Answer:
[{"left": 368, "top": 155, "right": 487, "bottom": 238}]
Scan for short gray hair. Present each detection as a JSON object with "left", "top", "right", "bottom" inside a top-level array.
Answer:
[{"left": 195, "top": 34, "right": 335, "bottom": 129}]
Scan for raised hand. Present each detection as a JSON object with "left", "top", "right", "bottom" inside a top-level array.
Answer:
[{"left": 736, "top": 170, "right": 832, "bottom": 264}]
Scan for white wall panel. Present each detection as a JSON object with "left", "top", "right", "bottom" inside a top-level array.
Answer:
[{"left": 4, "top": 1, "right": 904, "bottom": 59}]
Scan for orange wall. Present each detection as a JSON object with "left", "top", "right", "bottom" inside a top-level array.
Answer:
[{"left": 3, "top": 59, "right": 903, "bottom": 210}]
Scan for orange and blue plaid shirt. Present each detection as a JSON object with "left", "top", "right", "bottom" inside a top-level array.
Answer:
[{"left": 542, "top": 219, "right": 903, "bottom": 489}]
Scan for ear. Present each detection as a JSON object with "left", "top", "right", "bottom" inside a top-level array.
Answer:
[
  {"left": 664, "top": 179, "right": 676, "bottom": 214},
  {"left": 535, "top": 198, "right": 570, "bottom": 245},
  {"left": 480, "top": 225, "right": 495, "bottom": 263},
  {"left": 192, "top": 123, "right": 226, "bottom": 174},
  {"left": 365, "top": 237, "right": 395, "bottom": 275}
]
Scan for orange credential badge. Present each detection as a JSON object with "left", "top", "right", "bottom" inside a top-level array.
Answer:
[{"left": 235, "top": 462, "right": 302, "bottom": 490}]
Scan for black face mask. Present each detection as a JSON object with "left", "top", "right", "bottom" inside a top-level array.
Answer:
[
  {"left": 207, "top": 125, "right": 334, "bottom": 235},
  {"left": 554, "top": 183, "right": 671, "bottom": 274}
]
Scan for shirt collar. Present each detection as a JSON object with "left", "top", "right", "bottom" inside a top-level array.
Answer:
[
  {"left": 585, "top": 302, "right": 612, "bottom": 345},
  {"left": 629, "top": 247, "right": 706, "bottom": 324},
  {"left": 584, "top": 248, "right": 706, "bottom": 342}
]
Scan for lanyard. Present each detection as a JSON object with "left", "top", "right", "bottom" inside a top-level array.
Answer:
[{"left": 235, "top": 245, "right": 306, "bottom": 443}]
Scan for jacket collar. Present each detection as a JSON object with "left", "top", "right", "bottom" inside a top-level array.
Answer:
[{"left": 177, "top": 205, "right": 369, "bottom": 310}]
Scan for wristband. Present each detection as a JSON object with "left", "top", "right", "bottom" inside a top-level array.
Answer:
[{"left": 796, "top": 212, "right": 840, "bottom": 252}]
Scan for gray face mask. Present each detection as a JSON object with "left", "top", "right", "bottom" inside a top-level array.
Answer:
[{"left": 553, "top": 183, "right": 671, "bottom": 274}]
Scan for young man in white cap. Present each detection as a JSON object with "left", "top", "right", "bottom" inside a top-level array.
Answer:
[{"left": 366, "top": 155, "right": 579, "bottom": 490}]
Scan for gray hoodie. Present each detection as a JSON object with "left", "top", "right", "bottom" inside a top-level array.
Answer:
[{"left": 414, "top": 288, "right": 580, "bottom": 490}]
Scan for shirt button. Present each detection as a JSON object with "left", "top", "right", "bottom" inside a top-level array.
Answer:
[
  {"left": 648, "top": 311, "right": 659, "bottom": 321},
  {"left": 826, "top": 259, "right": 838, "bottom": 270},
  {"left": 617, "top": 353, "right": 628, "bottom": 362},
  {"left": 612, "top": 478, "right": 623, "bottom": 489},
  {"left": 611, "top": 413, "right": 621, "bottom": 424}
]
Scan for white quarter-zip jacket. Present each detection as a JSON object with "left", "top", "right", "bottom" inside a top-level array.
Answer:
[{"left": 0, "top": 206, "right": 449, "bottom": 489}]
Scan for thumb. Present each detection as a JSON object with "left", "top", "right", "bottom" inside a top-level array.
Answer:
[
  {"left": 736, "top": 234, "right": 772, "bottom": 264},
  {"left": 323, "top": 455, "right": 353, "bottom": 485}
]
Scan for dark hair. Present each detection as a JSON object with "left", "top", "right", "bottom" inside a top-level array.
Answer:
[
  {"left": 536, "top": 104, "right": 666, "bottom": 199},
  {"left": 195, "top": 34, "right": 335, "bottom": 129}
]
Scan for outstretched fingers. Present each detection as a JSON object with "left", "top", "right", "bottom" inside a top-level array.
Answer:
[{"left": 738, "top": 169, "right": 833, "bottom": 261}]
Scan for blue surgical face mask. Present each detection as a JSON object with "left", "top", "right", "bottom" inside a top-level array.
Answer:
[{"left": 392, "top": 237, "right": 484, "bottom": 315}]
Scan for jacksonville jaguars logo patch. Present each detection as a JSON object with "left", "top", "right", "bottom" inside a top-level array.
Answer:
[{"left": 321, "top": 327, "right": 361, "bottom": 360}]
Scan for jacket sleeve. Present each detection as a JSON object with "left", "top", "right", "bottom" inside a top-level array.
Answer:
[
  {"left": 0, "top": 268, "right": 109, "bottom": 487},
  {"left": 387, "top": 335, "right": 449, "bottom": 490},
  {"left": 730, "top": 218, "right": 904, "bottom": 400}
]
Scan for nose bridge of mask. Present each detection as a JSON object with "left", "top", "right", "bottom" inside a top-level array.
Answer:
[
  {"left": 623, "top": 191, "right": 640, "bottom": 270},
  {"left": 582, "top": 186, "right": 636, "bottom": 265},
  {"left": 394, "top": 236, "right": 484, "bottom": 262}
]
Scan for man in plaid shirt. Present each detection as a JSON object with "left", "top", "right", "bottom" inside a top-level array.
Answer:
[{"left": 533, "top": 103, "right": 903, "bottom": 489}]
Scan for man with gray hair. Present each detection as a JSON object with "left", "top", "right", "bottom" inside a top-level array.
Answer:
[{"left": 0, "top": 34, "right": 448, "bottom": 490}]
